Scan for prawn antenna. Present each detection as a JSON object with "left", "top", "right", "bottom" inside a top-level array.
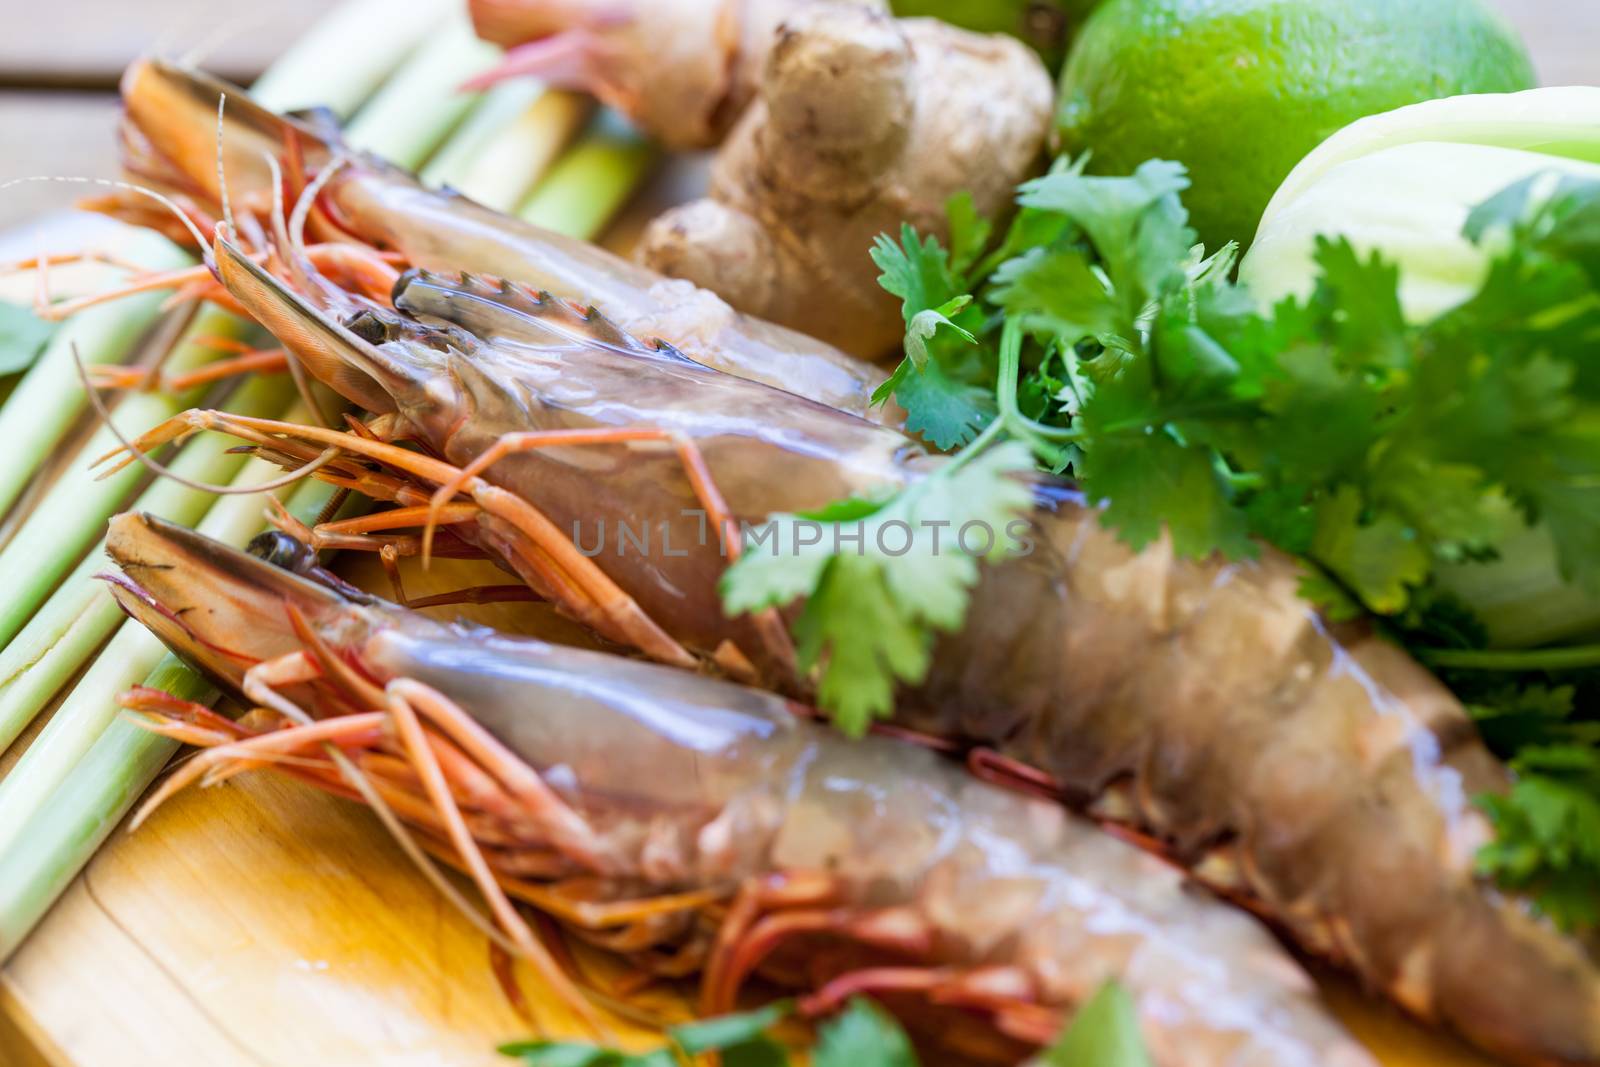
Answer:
[
  {"left": 0, "top": 176, "right": 214, "bottom": 266},
  {"left": 216, "top": 93, "right": 236, "bottom": 238},
  {"left": 288, "top": 152, "right": 348, "bottom": 262},
  {"left": 259, "top": 149, "right": 337, "bottom": 429},
  {"left": 72, "top": 341, "right": 337, "bottom": 495}
]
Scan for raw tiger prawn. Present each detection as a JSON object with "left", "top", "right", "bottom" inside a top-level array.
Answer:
[
  {"left": 88, "top": 57, "right": 892, "bottom": 421},
  {"left": 103, "top": 511, "right": 1375, "bottom": 1067},
  {"left": 100, "top": 61, "right": 1600, "bottom": 1067}
]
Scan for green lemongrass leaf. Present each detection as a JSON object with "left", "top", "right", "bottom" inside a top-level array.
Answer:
[
  {"left": 0, "top": 369, "right": 297, "bottom": 848},
  {"left": 0, "top": 366, "right": 294, "bottom": 758},
  {"left": 0, "top": 228, "right": 190, "bottom": 520},
  {"left": 422, "top": 85, "right": 591, "bottom": 212},
  {"left": 248, "top": 0, "right": 455, "bottom": 116}
]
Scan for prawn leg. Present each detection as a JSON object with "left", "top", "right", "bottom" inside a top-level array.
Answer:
[
  {"left": 98, "top": 409, "right": 697, "bottom": 668},
  {"left": 424, "top": 426, "right": 795, "bottom": 674}
]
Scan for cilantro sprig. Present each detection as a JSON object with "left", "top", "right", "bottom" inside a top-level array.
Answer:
[
  {"left": 867, "top": 162, "right": 1600, "bottom": 925},
  {"left": 500, "top": 985, "right": 1152, "bottom": 1067},
  {"left": 876, "top": 163, "right": 1600, "bottom": 621},
  {"left": 724, "top": 153, "right": 1600, "bottom": 924},
  {"left": 721, "top": 442, "right": 1035, "bottom": 735}
]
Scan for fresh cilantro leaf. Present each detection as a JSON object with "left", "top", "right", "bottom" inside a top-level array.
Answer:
[
  {"left": 1308, "top": 487, "right": 1432, "bottom": 616},
  {"left": 498, "top": 1042, "right": 628, "bottom": 1067},
  {"left": 1468, "top": 683, "right": 1597, "bottom": 755},
  {"left": 872, "top": 225, "right": 961, "bottom": 325},
  {"left": 1397, "top": 585, "right": 1490, "bottom": 652},
  {"left": 1296, "top": 568, "right": 1366, "bottom": 623},
  {"left": 1477, "top": 746, "right": 1600, "bottom": 929},
  {"left": 945, "top": 191, "right": 993, "bottom": 281},
  {"left": 903, "top": 297, "right": 975, "bottom": 370},
  {"left": 990, "top": 245, "right": 1117, "bottom": 343},
  {"left": 1032, "top": 982, "right": 1153, "bottom": 1067},
  {"left": 1302, "top": 238, "right": 1408, "bottom": 371},
  {"left": 505, "top": 1005, "right": 795, "bottom": 1067},
  {"left": 669, "top": 1001, "right": 793, "bottom": 1054},
  {"left": 794, "top": 556, "right": 931, "bottom": 728},
  {"left": 876, "top": 354, "right": 995, "bottom": 451},
  {"left": 501, "top": 1000, "right": 930, "bottom": 1067},
  {"left": 0, "top": 301, "right": 56, "bottom": 376},
  {"left": 721, "top": 444, "right": 1035, "bottom": 733},
  {"left": 861, "top": 154, "right": 1600, "bottom": 921},
  {"left": 1017, "top": 159, "right": 1193, "bottom": 315},
  {"left": 870, "top": 221, "right": 996, "bottom": 447},
  {"left": 1077, "top": 430, "right": 1252, "bottom": 559},
  {"left": 813, "top": 999, "right": 918, "bottom": 1067}
]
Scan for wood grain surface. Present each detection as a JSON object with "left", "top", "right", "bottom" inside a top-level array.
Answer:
[{"left": 0, "top": 2, "right": 1593, "bottom": 1066}]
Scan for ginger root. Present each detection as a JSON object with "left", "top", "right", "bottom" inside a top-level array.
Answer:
[
  {"left": 636, "top": 3, "right": 1054, "bottom": 360},
  {"left": 467, "top": 0, "right": 882, "bottom": 150}
]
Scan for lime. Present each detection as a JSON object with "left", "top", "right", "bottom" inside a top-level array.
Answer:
[
  {"left": 890, "top": 0, "right": 1102, "bottom": 65},
  {"left": 1056, "top": 0, "right": 1536, "bottom": 251}
]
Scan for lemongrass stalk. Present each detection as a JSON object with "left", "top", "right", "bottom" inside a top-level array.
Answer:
[
  {"left": 518, "top": 110, "right": 658, "bottom": 237},
  {"left": 418, "top": 78, "right": 548, "bottom": 187},
  {"left": 0, "top": 470, "right": 336, "bottom": 960},
  {"left": 343, "top": 13, "right": 502, "bottom": 171},
  {"left": 421, "top": 85, "right": 592, "bottom": 212},
  {"left": 248, "top": 0, "right": 456, "bottom": 118},
  {"left": 0, "top": 371, "right": 296, "bottom": 755},
  {"left": 0, "top": 309, "right": 254, "bottom": 651},
  {"left": 0, "top": 229, "right": 190, "bottom": 521}
]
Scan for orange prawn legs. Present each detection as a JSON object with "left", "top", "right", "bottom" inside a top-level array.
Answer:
[{"left": 96, "top": 409, "right": 800, "bottom": 675}]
